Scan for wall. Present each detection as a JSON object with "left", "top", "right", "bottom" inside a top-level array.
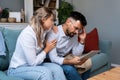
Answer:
[
  {"left": 66, "top": 0, "right": 120, "bottom": 65},
  {"left": 0, "top": 0, "right": 24, "bottom": 11},
  {"left": 0, "top": 23, "right": 27, "bottom": 29}
]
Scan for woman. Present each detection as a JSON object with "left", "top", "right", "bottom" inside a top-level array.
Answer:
[{"left": 7, "top": 7, "right": 66, "bottom": 80}]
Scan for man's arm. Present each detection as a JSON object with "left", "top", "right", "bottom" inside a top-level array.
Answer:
[
  {"left": 48, "top": 48, "right": 64, "bottom": 65},
  {"left": 72, "top": 27, "right": 86, "bottom": 56},
  {"left": 49, "top": 46, "right": 84, "bottom": 65},
  {"left": 72, "top": 35, "right": 84, "bottom": 56}
]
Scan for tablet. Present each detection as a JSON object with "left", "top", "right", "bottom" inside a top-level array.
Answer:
[{"left": 80, "top": 50, "right": 100, "bottom": 60}]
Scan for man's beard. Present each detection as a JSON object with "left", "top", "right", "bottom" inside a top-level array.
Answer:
[{"left": 66, "top": 29, "right": 75, "bottom": 38}]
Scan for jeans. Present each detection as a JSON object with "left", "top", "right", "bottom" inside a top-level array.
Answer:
[
  {"left": 7, "top": 63, "right": 66, "bottom": 80},
  {"left": 81, "top": 69, "right": 90, "bottom": 80},
  {"left": 61, "top": 65, "right": 90, "bottom": 80}
]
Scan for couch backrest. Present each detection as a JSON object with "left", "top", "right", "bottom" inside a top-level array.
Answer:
[
  {"left": 0, "top": 27, "right": 9, "bottom": 71},
  {"left": 3, "top": 28, "right": 23, "bottom": 61},
  {"left": 0, "top": 27, "right": 22, "bottom": 71}
]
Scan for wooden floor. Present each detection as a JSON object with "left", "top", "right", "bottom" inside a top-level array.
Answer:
[{"left": 87, "top": 67, "right": 120, "bottom": 80}]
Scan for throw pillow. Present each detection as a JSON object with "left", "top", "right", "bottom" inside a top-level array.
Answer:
[
  {"left": 3, "top": 28, "right": 22, "bottom": 61},
  {"left": 84, "top": 28, "right": 99, "bottom": 53}
]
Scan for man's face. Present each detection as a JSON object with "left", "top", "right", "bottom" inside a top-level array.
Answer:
[{"left": 66, "top": 19, "right": 83, "bottom": 37}]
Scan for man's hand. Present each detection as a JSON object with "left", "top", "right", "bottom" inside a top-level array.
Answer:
[
  {"left": 64, "top": 56, "right": 80, "bottom": 65},
  {"left": 63, "top": 56, "right": 88, "bottom": 65},
  {"left": 78, "top": 58, "right": 88, "bottom": 65},
  {"left": 69, "top": 56, "right": 81, "bottom": 65},
  {"left": 78, "top": 28, "right": 86, "bottom": 44}
]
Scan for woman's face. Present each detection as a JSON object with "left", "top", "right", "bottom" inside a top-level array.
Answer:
[{"left": 43, "top": 15, "right": 54, "bottom": 31}]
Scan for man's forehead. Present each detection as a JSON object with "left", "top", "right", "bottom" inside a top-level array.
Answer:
[
  {"left": 76, "top": 20, "right": 80, "bottom": 24},
  {"left": 74, "top": 20, "right": 82, "bottom": 28}
]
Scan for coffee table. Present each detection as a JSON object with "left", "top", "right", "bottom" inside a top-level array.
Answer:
[{"left": 87, "top": 67, "right": 120, "bottom": 80}]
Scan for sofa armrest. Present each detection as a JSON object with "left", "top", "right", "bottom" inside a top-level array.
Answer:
[
  {"left": 99, "top": 40, "right": 112, "bottom": 55},
  {"left": 90, "top": 40, "right": 112, "bottom": 75}
]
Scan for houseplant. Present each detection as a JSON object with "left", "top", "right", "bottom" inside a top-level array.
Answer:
[
  {"left": 57, "top": 0, "right": 73, "bottom": 24},
  {"left": 0, "top": 8, "right": 9, "bottom": 22}
]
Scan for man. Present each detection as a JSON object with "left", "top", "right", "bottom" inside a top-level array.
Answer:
[{"left": 47, "top": 11, "right": 90, "bottom": 80}]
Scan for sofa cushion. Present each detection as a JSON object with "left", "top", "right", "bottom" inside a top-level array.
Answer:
[
  {"left": 3, "top": 28, "right": 22, "bottom": 61},
  {"left": 91, "top": 53, "right": 108, "bottom": 72},
  {"left": 0, "top": 55, "right": 9, "bottom": 71},
  {"left": 0, "top": 70, "right": 6, "bottom": 76},
  {"left": 0, "top": 27, "right": 9, "bottom": 71},
  {"left": 84, "top": 28, "right": 99, "bottom": 53}
]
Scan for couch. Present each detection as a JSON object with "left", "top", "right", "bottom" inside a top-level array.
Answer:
[{"left": 0, "top": 26, "right": 112, "bottom": 80}]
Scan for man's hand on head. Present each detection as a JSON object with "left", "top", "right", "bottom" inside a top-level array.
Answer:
[{"left": 78, "top": 27, "right": 86, "bottom": 45}]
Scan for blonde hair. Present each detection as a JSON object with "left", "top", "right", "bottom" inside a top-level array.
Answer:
[{"left": 30, "top": 7, "right": 54, "bottom": 47}]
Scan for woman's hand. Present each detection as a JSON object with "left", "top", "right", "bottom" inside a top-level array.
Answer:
[{"left": 44, "top": 39, "right": 57, "bottom": 54}]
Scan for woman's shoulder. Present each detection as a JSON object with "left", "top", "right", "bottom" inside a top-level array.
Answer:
[
  {"left": 19, "top": 25, "right": 36, "bottom": 39},
  {"left": 22, "top": 25, "right": 34, "bottom": 34}
]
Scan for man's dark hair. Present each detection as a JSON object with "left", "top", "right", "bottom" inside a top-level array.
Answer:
[{"left": 70, "top": 11, "right": 87, "bottom": 26}]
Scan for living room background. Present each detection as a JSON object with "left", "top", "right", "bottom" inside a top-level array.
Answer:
[
  {"left": 0, "top": 0, "right": 24, "bottom": 11},
  {"left": 0, "top": 0, "right": 120, "bottom": 66}
]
